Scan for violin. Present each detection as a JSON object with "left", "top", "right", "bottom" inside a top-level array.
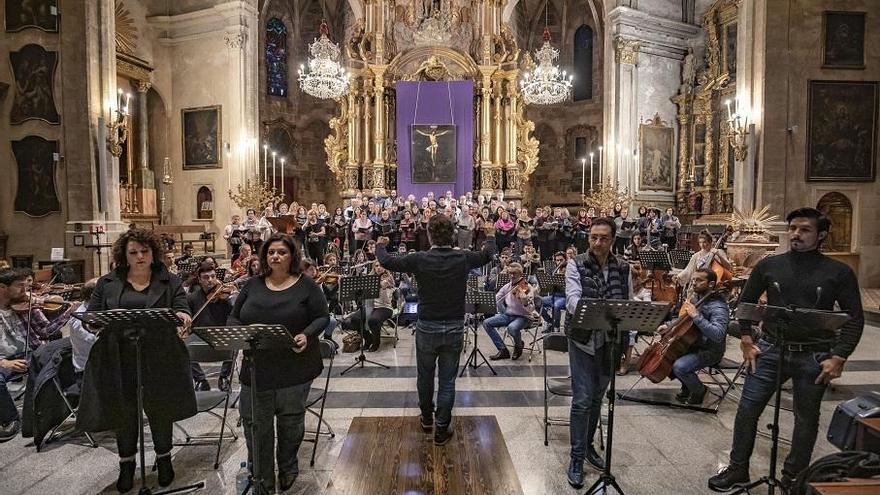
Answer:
[
  {"left": 315, "top": 265, "right": 339, "bottom": 285},
  {"left": 10, "top": 294, "right": 76, "bottom": 313},
  {"left": 189, "top": 282, "right": 236, "bottom": 324},
  {"left": 638, "top": 290, "right": 721, "bottom": 383}
]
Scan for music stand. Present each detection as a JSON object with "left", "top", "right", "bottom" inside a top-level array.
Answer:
[
  {"left": 460, "top": 290, "right": 498, "bottom": 377},
  {"left": 638, "top": 250, "right": 672, "bottom": 272},
  {"left": 729, "top": 303, "right": 850, "bottom": 495},
  {"left": 192, "top": 324, "right": 293, "bottom": 495},
  {"left": 496, "top": 273, "right": 511, "bottom": 290},
  {"left": 338, "top": 274, "right": 389, "bottom": 375},
  {"left": 568, "top": 299, "right": 671, "bottom": 495},
  {"left": 536, "top": 272, "right": 565, "bottom": 296},
  {"left": 668, "top": 249, "right": 693, "bottom": 270},
  {"left": 72, "top": 309, "right": 206, "bottom": 495}
]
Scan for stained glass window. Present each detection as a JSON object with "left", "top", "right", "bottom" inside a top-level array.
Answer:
[
  {"left": 266, "top": 17, "right": 288, "bottom": 97},
  {"left": 573, "top": 25, "right": 593, "bottom": 101}
]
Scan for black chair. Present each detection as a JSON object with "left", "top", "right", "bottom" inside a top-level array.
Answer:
[
  {"left": 173, "top": 340, "right": 238, "bottom": 469},
  {"left": 42, "top": 355, "right": 97, "bottom": 450},
  {"left": 542, "top": 333, "right": 572, "bottom": 446},
  {"left": 305, "top": 339, "right": 336, "bottom": 467}
]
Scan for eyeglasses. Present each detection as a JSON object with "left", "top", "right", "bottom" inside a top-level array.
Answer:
[{"left": 589, "top": 235, "right": 612, "bottom": 242}]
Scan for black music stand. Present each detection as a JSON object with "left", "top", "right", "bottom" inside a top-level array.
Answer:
[
  {"left": 496, "top": 273, "right": 511, "bottom": 291},
  {"left": 668, "top": 249, "right": 693, "bottom": 270},
  {"left": 73, "top": 309, "right": 206, "bottom": 495},
  {"left": 729, "top": 303, "right": 849, "bottom": 495},
  {"left": 339, "top": 274, "right": 389, "bottom": 375},
  {"left": 568, "top": 299, "right": 671, "bottom": 495},
  {"left": 536, "top": 272, "right": 565, "bottom": 297},
  {"left": 192, "top": 324, "right": 293, "bottom": 495},
  {"left": 638, "top": 250, "right": 672, "bottom": 272},
  {"left": 460, "top": 290, "right": 498, "bottom": 377}
]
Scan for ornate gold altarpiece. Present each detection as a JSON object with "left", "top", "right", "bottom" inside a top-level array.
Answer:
[
  {"left": 324, "top": 0, "right": 539, "bottom": 199},
  {"left": 671, "top": 0, "right": 738, "bottom": 217}
]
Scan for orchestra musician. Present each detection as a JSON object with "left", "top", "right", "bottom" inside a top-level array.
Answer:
[
  {"left": 540, "top": 252, "right": 568, "bottom": 333},
  {"left": 708, "top": 208, "right": 865, "bottom": 492},
  {"left": 228, "top": 234, "right": 329, "bottom": 493},
  {"left": 0, "top": 268, "right": 75, "bottom": 442},
  {"left": 187, "top": 262, "right": 236, "bottom": 392},
  {"left": 564, "top": 218, "right": 634, "bottom": 488},
  {"left": 656, "top": 268, "right": 729, "bottom": 405},
  {"left": 675, "top": 230, "right": 733, "bottom": 288},
  {"left": 483, "top": 263, "right": 540, "bottom": 360},
  {"left": 76, "top": 229, "right": 195, "bottom": 492}
]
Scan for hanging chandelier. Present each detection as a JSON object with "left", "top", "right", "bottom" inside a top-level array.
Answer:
[
  {"left": 521, "top": 26, "right": 572, "bottom": 105},
  {"left": 298, "top": 19, "right": 349, "bottom": 100}
]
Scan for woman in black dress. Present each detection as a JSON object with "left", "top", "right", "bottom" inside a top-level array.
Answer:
[
  {"left": 77, "top": 229, "right": 195, "bottom": 493},
  {"left": 228, "top": 234, "right": 329, "bottom": 493}
]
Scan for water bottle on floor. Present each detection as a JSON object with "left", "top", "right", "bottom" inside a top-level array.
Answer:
[{"left": 235, "top": 461, "right": 249, "bottom": 495}]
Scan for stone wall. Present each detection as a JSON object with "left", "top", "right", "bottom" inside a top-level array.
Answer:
[{"left": 758, "top": 0, "right": 880, "bottom": 286}]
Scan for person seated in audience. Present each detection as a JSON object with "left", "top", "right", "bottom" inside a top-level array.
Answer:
[
  {"left": 0, "top": 269, "right": 74, "bottom": 441},
  {"left": 187, "top": 262, "right": 235, "bottom": 391},
  {"left": 483, "top": 263, "right": 539, "bottom": 361},
  {"left": 540, "top": 252, "right": 568, "bottom": 334},
  {"left": 656, "top": 268, "right": 729, "bottom": 405}
]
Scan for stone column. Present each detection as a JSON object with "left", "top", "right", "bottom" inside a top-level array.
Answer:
[
  {"left": 611, "top": 36, "right": 639, "bottom": 193},
  {"left": 732, "top": 124, "right": 756, "bottom": 211}
]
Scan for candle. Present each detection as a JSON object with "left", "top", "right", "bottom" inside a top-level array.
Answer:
[
  {"left": 280, "top": 157, "right": 286, "bottom": 196},
  {"left": 589, "top": 152, "right": 594, "bottom": 191},
  {"left": 598, "top": 145, "right": 603, "bottom": 177},
  {"left": 263, "top": 145, "right": 269, "bottom": 181},
  {"left": 581, "top": 158, "right": 586, "bottom": 196},
  {"left": 726, "top": 99, "right": 733, "bottom": 120},
  {"left": 272, "top": 151, "right": 277, "bottom": 188}
]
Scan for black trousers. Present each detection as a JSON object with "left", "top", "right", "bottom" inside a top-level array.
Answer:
[
  {"left": 348, "top": 307, "right": 393, "bottom": 347},
  {"left": 115, "top": 340, "right": 173, "bottom": 458}
]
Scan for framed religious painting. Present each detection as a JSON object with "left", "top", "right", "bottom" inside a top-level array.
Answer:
[
  {"left": 410, "top": 124, "right": 456, "bottom": 183},
  {"left": 823, "top": 11, "right": 866, "bottom": 69},
  {"left": 12, "top": 135, "right": 61, "bottom": 217},
  {"left": 5, "top": 0, "right": 58, "bottom": 32},
  {"left": 806, "top": 80, "right": 877, "bottom": 182},
  {"left": 181, "top": 105, "right": 222, "bottom": 169},
  {"left": 638, "top": 114, "right": 674, "bottom": 191},
  {"left": 9, "top": 44, "right": 60, "bottom": 124}
]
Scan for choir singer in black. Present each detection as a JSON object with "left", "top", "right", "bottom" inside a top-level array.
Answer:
[{"left": 708, "top": 208, "right": 864, "bottom": 492}]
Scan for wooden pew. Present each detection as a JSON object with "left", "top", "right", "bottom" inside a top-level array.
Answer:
[{"left": 153, "top": 225, "right": 216, "bottom": 254}]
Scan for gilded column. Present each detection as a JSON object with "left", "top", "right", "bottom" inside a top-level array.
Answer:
[
  {"left": 478, "top": 69, "right": 496, "bottom": 196},
  {"left": 372, "top": 66, "right": 387, "bottom": 195},
  {"left": 493, "top": 82, "right": 502, "bottom": 167},
  {"left": 504, "top": 77, "right": 521, "bottom": 199},
  {"left": 362, "top": 82, "right": 373, "bottom": 190},
  {"left": 343, "top": 85, "right": 360, "bottom": 197}
]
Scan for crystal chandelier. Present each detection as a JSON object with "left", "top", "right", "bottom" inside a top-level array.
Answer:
[
  {"left": 521, "top": 15, "right": 572, "bottom": 106},
  {"left": 298, "top": 19, "right": 349, "bottom": 100}
]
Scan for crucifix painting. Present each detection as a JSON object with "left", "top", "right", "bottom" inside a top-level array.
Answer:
[{"left": 411, "top": 124, "right": 456, "bottom": 183}]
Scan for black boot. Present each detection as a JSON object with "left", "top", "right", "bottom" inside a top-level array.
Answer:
[
  {"left": 708, "top": 465, "right": 750, "bottom": 492},
  {"left": 489, "top": 348, "right": 510, "bottom": 360},
  {"left": 674, "top": 385, "right": 690, "bottom": 404},
  {"left": 116, "top": 461, "right": 135, "bottom": 493},
  {"left": 685, "top": 385, "right": 708, "bottom": 405},
  {"left": 157, "top": 455, "right": 175, "bottom": 487},
  {"left": 511, "top": 341, "right": 525, "bottom": 360}
]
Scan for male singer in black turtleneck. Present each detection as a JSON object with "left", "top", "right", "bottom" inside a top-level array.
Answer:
[{"left": 709, "top": 207, "right": 864, "bottom": 493}]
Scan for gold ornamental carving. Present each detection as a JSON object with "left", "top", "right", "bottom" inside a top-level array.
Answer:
[
  {"left": 614, "top": 37, "right": 640, "bottom": 65},
  {"left": 324, "top": 95, "right": 349, "bottom": 182},
  {"left": 409, "top": 55, "right": 457, "bottom": 81},
  {"left": 115, "top": 0, "right": 138, "bottom": 56},
  {"left": 515, "top": 99, "right": 539, "bottom": 183}
]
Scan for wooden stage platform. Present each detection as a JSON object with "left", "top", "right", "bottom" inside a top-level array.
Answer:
[{"left": 327, "top": 416, "right": 524, "bottom": 495}]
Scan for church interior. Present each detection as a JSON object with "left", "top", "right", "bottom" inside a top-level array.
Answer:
[{"left": 1, "top": 0, "right": 880, "bottom": 494}]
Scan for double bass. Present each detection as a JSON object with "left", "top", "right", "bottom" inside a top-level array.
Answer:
[{"left": 638, "top": 289, "right": 722, "bottom": 383}]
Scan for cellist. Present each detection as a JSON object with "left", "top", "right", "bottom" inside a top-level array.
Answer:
[
  {"left": 655, "top": 268, "right": 729, "bottom": 405},
  {"left": 675, "top": 230, "right": 733, "bottom": 288}
]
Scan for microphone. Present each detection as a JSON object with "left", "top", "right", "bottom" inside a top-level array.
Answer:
[{"left": 815, "top": 286, "right": 822, "bottom": 307}]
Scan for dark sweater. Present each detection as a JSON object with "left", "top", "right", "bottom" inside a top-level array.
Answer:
[
  {"left": 228, "top": 276, "right": 329, "bottom": 390},
  {"left": 376, "top": 238, "right": 496, "bottom": 321},
  {"left": 739, "top": 249, "right": 863, "bottom": 358},
  {"left": 186, "top": 285, "right": 233, "bottom": 328}
]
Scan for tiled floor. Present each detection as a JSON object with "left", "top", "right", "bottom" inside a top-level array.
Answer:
[{"left": 2, "top": 323, "right": 878, "bottom": 495}]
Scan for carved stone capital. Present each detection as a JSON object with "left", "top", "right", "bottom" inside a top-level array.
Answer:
[
  {"left": 614, "top": 37, "right": 640, "bottom": 65},
  {"left": 224, "top": 30, "right": 246, "bottom": 49},
  {"left": 136, "top": 81, "right": 152, "bottom": 93}
]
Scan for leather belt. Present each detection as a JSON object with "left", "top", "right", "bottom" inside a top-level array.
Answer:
[{"left": 759, "top": 337, "right": 831, "bottom": 353}]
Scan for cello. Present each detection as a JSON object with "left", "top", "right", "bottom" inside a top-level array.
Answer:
[
  {"left": 638, "top": 289, "right": 722, "bottom": 383},
  {"left": 707, "top": 226, "right": 735, "bottom": 289}
]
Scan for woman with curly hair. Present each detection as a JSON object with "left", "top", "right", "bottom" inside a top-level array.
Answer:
[{"left": 76, "top": 229, "right": 195, "bottom": 492}]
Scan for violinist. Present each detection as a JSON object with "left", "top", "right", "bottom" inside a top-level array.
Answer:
[
  {"left": 187, "top": 262, "right": 235, "bottom": 392},
  {"left": 655, "top": 268, "right": 728, "bottom": 405},
  {"left": 483, "top": 263, "right": 539, "bottom": 361},
  {"left": 0, "top": 268, "right": 74, "bottom": 442},
  {"left": 319, "top": 253, "right": 342, "bottom": 316},
  {"left": 675, "top": 230, "right": 732, "bottom": 288},
  {"left": 540, "top": 252, "right": 568, "bottom": 333}
]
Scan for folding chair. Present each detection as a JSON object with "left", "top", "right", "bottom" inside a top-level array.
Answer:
[
  {"left": 380, "top": 288, "right": 402, "bottom": 348},
  {"left": 40, "top": 352, "right": 97, "bottom": 450},
  {"left": 543, "top": 333, "right": 572, "bottom": 446},
  {"left": 306, "top": 339, "right": 336, "bottom": 466},
  {"left": 173, "top": 340, "right": 238, "bottom": 470}
]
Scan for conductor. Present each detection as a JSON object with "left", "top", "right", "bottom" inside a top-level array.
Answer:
[{"left": 376, "top": 214, "right": 495, "bottom": 445}]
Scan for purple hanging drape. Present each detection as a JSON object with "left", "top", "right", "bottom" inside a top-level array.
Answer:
[{"left": 395, "top": 80, "right": 474, "bottom": 199}]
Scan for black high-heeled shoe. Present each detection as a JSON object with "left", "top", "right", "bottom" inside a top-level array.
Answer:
[
  {"left": 116, "top": 460, "right": 135, "bottom": 493},
  {"left": 157, "top": 455, "right": 175, "bottom": 487}
]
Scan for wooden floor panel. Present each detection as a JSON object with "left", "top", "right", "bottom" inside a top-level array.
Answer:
[{"left": 327, "top": 416, "right": 524, "bottom": 495}]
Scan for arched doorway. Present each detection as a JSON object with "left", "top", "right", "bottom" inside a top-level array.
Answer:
[{"left": 817, "top": 192, "right": 853, "bottom": 253}]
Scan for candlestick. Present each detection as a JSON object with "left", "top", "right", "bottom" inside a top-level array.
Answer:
[
  {"left": 589, "top": 152, "right": 594, "bottom": 191},
  {"left": 726, "top": 99, "right": 733, "bottom": 120},
  {"left": 280, "top": 157, "right": 286, "bottom": 196},
  {"left": 581, "top": 158, "right": 586, "bottom": 197},
  {"left": 263, "top": 144, "right": 268, "bottom": 181}
]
